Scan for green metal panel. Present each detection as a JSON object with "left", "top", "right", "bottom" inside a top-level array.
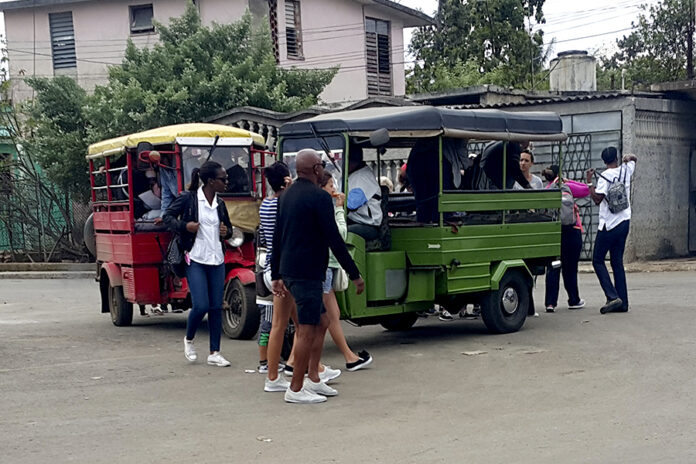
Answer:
[
  {"left": 439, "top": 191, "right": 561, "bottom": 212},
  {"left": 445, "top": 262, "right": 491, "bottom": 293},
  {"left": 365, "top": 251, "right": 407, "bottom": 302},
  {"left": 490, "top": 260, "right": 530, "bottom": 290},
  {"left": 391, "top": 222, "right": 561, "bottom": 267},
  {"left": 405, "top": 269, "right": 436, "bottom": 302}
]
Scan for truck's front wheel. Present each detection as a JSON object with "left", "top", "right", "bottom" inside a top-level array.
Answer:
[
  {"left": 222, "top": 278, "right": 259, "bottom": 339},
  {"left": 380, "top": 312, "right": 419, "bottom": 331},
  {"left": 480, "top": 270, "right": 529, "bottom": 334}
]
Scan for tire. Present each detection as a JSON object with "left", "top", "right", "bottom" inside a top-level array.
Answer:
[
  {"left": 480, "top": 270, "right": 530, "bottom": 334},
  {"left": 109, "top": 285, "right": 133, "bottom": 327},
  {"left": 380, "top": 312, "right": 419, "bottom": 331},
  {"left": 222, "top": 278, "right": 259, "bottom": 339}
]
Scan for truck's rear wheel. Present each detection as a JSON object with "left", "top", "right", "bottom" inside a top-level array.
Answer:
[
  {"left": 109, "top": 285, "right": 133, "bottom": 327},
  {"left": 222, "top": 278, "right": 259, "bottom": 339},
  {"left": 480, "top": 270, "right": 529, "bottom": 334},
  {"left": 380, "top": 312, "right": 419, "bottom": 331}
]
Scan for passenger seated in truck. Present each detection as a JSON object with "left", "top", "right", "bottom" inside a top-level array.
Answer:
[
  {"left": 477, "top": 140, "right": 531, "bottom": 190},
  {"left": 347, "top": 143, "right": 382, "bottom": 241},
  {"left": 406, "top": 137, "right": 469, "bottom": 223}
]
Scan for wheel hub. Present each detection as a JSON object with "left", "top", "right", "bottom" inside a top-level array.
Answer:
[{"left": 501, "top": 287, "right": 519, "bottom": 315}]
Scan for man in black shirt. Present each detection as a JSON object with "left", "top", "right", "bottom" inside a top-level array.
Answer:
[{"left": 271, "top": 149, "right": 365, "bottom": 404}]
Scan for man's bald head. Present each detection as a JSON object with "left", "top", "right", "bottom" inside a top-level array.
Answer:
[{"left": 296, "top": 149, "right": 323, "bottom": 183}]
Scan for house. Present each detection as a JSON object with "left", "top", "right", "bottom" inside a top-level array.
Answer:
[{"left": 0, "top": 0, "right": 432, "bottom": 104}]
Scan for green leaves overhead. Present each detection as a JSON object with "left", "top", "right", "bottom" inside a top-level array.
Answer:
[{"left": 408, "top": 0, "right": 547, "bottom": 93}]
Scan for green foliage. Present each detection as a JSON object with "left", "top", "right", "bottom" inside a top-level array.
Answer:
[
  {"left": 89, "top": 3, "right": 336, "bottom": 138},
  {"left": 20, "top": 3, "right": 337, "bottom": 200},
  {"left": 408, "top": 0, "right": 546, "bottom": 93},
  {"left": 22, "top": 76, "right": 92, "bottom": 201},
  {"left": 598, "top": 0, "right": 694, "bottom": 90}
]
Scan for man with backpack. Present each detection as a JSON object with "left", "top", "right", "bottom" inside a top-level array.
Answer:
[{"left": 586, "top": 147, "right": 637, "bottom": 314}]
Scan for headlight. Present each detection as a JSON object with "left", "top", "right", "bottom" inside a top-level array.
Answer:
[{"left": 226, "top": 227, "right": 245, "bottom": 248}]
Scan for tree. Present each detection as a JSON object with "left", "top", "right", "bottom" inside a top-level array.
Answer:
[
  {"left": 598, "top": 0, "right": 695, "bottom": 90},
  {"left": 88, "top": 3, "right": 336, "bottom": 139},
  {"left": 408, "top": 0, "right": 546, "bottom": 93},
  {"left": 20, "top": 2, "right": 337, "bottom": 201}
]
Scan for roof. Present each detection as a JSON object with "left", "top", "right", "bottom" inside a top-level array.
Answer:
[
  {"left": 366, "top": 0, "right": 433, "bottom": 27},
  {"left": 278, "top": 106, "right": 567, "bottom": 142},
  {"left": 87, "top": 123, "right": 265, "bottom": 158}
]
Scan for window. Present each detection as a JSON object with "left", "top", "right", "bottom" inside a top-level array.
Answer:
[
  {"left": 365, "top": 18, "right": 392, "bottom": 96},
  {"left": 130, "top": 4, "right": 154, "bottom": 34},
  {"left": 285, "top": 0, "right": 303, "bottom": 59},
  {"left": 49, "top": 12, "right": 76, "bottom": 70}
]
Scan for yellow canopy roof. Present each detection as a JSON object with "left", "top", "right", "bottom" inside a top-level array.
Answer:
[{"left": 87, "top": 123, "right": 266, "bottom": 158}]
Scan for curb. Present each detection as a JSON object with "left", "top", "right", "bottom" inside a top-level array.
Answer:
[{"left": 0, "top": 271, "right": 95, "bottom": 280}]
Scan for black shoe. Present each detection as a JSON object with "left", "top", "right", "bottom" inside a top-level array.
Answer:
[
  {"left": 600, "top": 298, "right": 623, "bottom": 314},
  {"left": 346, "top": 350, "right": 373, "bottom": 372},
  {"left": 283, "top": 364, "right": 294, "bottom": 376}
]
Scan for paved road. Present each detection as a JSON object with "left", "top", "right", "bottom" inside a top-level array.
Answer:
[{"left": 1, "top": 273, "right": 695, "bottom": 464}]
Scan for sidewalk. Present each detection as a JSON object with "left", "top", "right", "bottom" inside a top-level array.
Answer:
[
  {"left": 1, "top": 258, "right": 695, "bottom": 279},
  {"left": 0, "top": 263, "right": 94, "bottom": 279}
]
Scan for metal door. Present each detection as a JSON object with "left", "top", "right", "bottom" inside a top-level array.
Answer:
[{"left": 689, "top": 147, "right": 696, "bottom": 252}]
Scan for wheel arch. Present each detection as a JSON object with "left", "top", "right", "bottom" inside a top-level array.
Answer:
[{"left": 490, "top": 260, "right": 532, "bottom": 290}]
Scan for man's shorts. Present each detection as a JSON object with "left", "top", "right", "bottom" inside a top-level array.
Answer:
[{"left": 284, "top": 277, "right": 326, "bottom": 326}]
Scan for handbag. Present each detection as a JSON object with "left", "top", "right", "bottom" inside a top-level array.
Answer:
[
  {"left": 166, "top": 235, "right": 187, "bottom": 278},
  {"left": 332, "top": 267, "right": 349, "bottom": 292}
]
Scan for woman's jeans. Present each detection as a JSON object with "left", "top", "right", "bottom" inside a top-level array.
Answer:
[
  {"left": 545, "top": 225, "right": 583, "bottom": 307},
  {"left": 592, "top": 220, "right": 630, "bottom": 309},
  {"left": 186, "top": 261, "right": 225, "bottom": 352}
]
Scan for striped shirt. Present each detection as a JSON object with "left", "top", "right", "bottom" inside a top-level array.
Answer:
[{"left": 258, "top": 197, "right": 278, "bottom": 272}]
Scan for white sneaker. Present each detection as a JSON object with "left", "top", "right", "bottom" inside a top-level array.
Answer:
[
  {"left": 184, "top": 337, "right": 197, "bottom": 362},
  {"left": 264, "top": 375, "right": 290, "bottom": 392},
  {"left": 304, "top": 378, "right": 338, "bottom": 397},
  {"left": 207, "top": 352, "right": 231, "bottom": 367},
  {"left": 319, "top": 366, "right": 341, "bottom": 383},
  {"left": 284, "top": 387, "right": 327, "bottom": 404}
]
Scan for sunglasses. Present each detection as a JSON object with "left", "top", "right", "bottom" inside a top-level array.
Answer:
[{"left": 314, "top": 160, "right": 327, "bottom": 169}]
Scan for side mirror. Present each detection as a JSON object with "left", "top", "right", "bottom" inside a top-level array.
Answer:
[{"left": 369, "top": 128, "right": 390, "bottom": 147}]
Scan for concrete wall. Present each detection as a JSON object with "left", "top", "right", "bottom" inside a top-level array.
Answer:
[{"left": 5, "top": 0, "right": 408, "bottom": 104}]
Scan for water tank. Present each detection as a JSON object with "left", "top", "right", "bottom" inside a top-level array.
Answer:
[{"left": 549, "top": 50, "right": 596, "bottom": 92}]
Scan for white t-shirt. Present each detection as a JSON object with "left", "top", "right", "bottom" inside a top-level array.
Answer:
[
  {"left": 347, "top": 165, "right": 382, "bottom": 227},
  {"left": 189, "top": 187, "right": 224, "bottom": 266},
  {"left": 596, "top": 160, "right": 635, "bottom": 231},
  {"left": 513, "top": 174, "right": 544, "bottom": 190}
]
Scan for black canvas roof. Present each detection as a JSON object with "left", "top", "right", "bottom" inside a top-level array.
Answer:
[{"left": 279, "top": 106, "right": 566, "bottom": 141}]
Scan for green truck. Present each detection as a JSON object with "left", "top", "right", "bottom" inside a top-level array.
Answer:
[{"left": 278, "top": 106, "right": 566, "bottom": 334}]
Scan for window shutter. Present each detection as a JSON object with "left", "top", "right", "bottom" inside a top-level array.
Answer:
[
  {"left": 285, "top": 1, "right": 303, "bottom": 59},
  {"left": 49, "top": 12, "right": 76, "bottom": 70},
  {"left": 365, "top": 18, "right": 391, "bottom": 96}
]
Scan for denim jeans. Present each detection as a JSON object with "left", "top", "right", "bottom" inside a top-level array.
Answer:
[
  {"left": 186, "top": 260, "right": 225, "bottom": 352},
  {"left": 592, "top": 220, "right": 630, "bottom": 309},
  {"left": 159, "top": 166, "right": 179, "bottom": 215},
  {"left": 545, "top": 226, "right": 583, "bottom": 307}
]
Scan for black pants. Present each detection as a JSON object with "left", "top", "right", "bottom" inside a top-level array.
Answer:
[
  {"left": 347, "top": 223, "right": 379, "bottom": 241},
  {"left": 545, "top": 226, "right": 583, "bottom": 308},
  {"left": 592, "top": 220, "right": 630, "bottom": 309}
]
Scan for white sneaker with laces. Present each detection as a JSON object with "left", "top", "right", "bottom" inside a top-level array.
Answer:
[
  {"left": 184, "top": 337, "right": 197, "bottom": 362},
  {"left": 304, "top": 378, "right": 338, "bottom": 397},
  {"left": 319, "top": 366, "right": 341, "bottom": 383},
  {"left": 264, "top": 375, "right": 290, "bottom": 392},
  {"left": 207, "top": 352, "right": 231, "bottom": 367},
  {"left": 284, "top": 387, "right": 327, "bottom": 404}
]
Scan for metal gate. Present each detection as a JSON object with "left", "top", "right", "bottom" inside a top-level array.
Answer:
[{"left": 689, "top": 147, "right": 696, "bottom": 253}]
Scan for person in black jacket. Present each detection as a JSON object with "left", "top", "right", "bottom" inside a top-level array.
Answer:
[
  {"left": 163, "top": 161, "right": 233, "bottom": 367},
  {"left": 271, "top": 149, "right": 365, "bottom": 404}
]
